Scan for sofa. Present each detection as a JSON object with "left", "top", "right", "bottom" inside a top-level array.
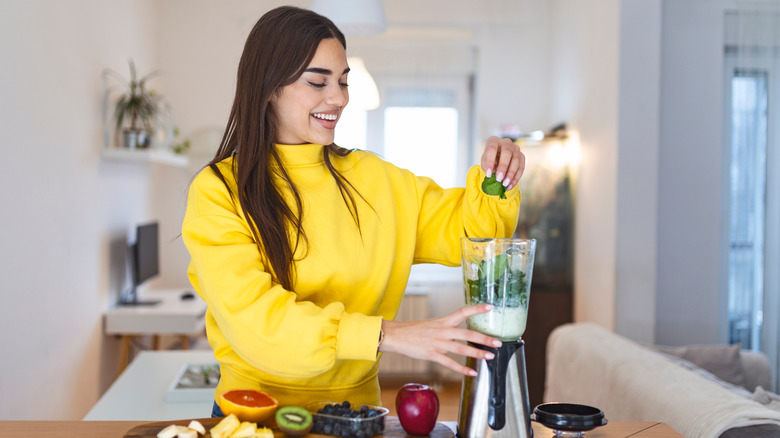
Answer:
[{"left": 544, "top": 323, "right": 780, "bottom": 438}]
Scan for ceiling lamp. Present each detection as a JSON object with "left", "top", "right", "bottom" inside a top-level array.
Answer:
[
  {"left": 347, "top": 57, "right": 380, "bottom": 110},
  {"left": 309, "top": 0, "right": 386, "bottom": 37}
]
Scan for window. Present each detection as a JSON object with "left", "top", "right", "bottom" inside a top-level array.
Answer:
[
  {"left": 383, "top": 88, "right": 460, "bottom": 188},
  {"left": 727, "top": 70, "right": 768, "bottom": 350},
  {"left": 725, "top": 4, "right": 780, "bottom": 393},
  {"left": 336, "top": 77, "right": 472, "bottom": 190}
]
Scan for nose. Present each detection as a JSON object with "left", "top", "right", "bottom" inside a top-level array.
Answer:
[{"left": 325, "top": 83, "right": 348, "bottom": 108}]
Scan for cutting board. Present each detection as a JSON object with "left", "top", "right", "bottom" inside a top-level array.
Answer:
[{"left": 123, "top": 417, "right": 455, "bottom": 438}]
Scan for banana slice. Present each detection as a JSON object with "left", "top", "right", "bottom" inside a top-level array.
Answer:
[
  {"left": 177, "top": 429, "right": 198, "bottom": 438},
  {"left": 157, "top": 424, "right": 188, "bottom": 438},
  {"left": 187, "top": 420, "right": 206, "bottom": 435}
]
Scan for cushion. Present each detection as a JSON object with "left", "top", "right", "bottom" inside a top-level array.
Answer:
[
  {"left": 752, "top": 386, "right": 780, "bottom": 412},
  {"left": 720, "top": 424, "right": 780, "bottom": 438},
  {"left": 650, "top": 344, "right": 746, "bottom": 389},
  {"left": 740, "top": 350, "right": 772, "bottom": 391}
]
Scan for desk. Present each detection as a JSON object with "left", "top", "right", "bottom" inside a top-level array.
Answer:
[
  {"left": 85, "top": 350, "right": 217, "bottom": 421},
  {"left": 0, "top": 421, "right": 682, "bottom": 437},
  {"left": 105, "top": 289, "right": 207, "bottom": 376}
]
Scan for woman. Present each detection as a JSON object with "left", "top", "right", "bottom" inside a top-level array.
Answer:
[{"left": 181, "top": 6, "right": 525, "bottom": 412}]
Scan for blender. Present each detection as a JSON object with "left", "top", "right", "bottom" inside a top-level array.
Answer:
[{"left": 457, "top": 238, "right": 536, "bottom": 438}]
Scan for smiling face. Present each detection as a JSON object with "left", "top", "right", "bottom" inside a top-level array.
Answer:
[{"left": 270, "top": 38, "right": 350, "bottom": 145}]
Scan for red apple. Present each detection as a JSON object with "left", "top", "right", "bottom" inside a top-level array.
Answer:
[{"left": 395, "top": 383, "right": 440, "bottom": 436}]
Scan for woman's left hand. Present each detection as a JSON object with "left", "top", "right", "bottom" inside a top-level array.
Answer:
[
  {"left": 378, "top": 304, "right": 503, "bottom": 377},
  {"left": 480, "top": 136, "right": 525, "bottom": 191}
]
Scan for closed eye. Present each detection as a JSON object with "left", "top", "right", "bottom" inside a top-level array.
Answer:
[{"left": 308, "top": 82, "right": 349, "bottom": 88}]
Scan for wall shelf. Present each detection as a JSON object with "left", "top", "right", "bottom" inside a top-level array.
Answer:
[{"left": 101, "top": 148, "right": 190, "bottom": 168}]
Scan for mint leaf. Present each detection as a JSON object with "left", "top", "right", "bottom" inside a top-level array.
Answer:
[{"left": 482, "top": 174, "right": 507, "bottom": 199}]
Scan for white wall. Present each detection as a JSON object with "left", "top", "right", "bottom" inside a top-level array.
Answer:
[
  {"left": 655, "top": 0, "right": 732, "bottom": 345},
  {"left": 0, "top": 0, "right": 168, "bottom": 420},
  {"left": 614, "top": 0, "right": 662, "bottom": 343},
  {"left": 549, "top": 0, "right": 621, "bottom": 330}
]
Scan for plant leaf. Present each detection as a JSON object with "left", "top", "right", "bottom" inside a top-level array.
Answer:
[{"left": 482, "top": 174, "right": 507, "bottom": 199}]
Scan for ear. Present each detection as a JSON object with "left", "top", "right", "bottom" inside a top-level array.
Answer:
[{"left": 269, "top": 88, "right": 282, "bottom": 104}]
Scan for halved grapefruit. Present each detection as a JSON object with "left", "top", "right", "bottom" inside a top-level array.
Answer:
[{"left": 218, "top": 389, "right": 279, "bottom": 423}]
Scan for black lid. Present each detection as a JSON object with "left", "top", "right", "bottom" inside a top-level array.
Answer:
[{"left": 532, "top": 403, "right": 608, "bottom": 432}]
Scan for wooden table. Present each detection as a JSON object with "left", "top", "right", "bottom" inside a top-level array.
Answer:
[{"left": 0, "top": 420, "right": 683, "bottom": 437}]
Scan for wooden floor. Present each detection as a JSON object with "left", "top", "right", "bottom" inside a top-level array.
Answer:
[{"left": 379, "top": 378, "right": 463, "bottom": 422}]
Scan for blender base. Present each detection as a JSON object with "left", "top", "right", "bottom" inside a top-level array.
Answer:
[{"left": 457, "top": 340, "right": 533, "bottom": 438}]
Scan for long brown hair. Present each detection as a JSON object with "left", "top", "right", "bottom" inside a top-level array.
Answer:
[{"left": 207, "top": 6, "right": 362, "bottom": 290}]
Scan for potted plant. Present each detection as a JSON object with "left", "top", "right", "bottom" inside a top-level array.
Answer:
[{"left": 104, "top": 59, "right": 160, "bottom": 149}]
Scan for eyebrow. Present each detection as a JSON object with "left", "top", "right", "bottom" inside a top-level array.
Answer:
[{"left": 304, "top": 67, "right": 351, "bottom": 76}]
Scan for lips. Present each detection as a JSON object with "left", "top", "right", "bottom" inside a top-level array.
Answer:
[
  {"left": 312, "top": 112, "right": 338, "bottom": 121},
  {"left": 311, "top": 111, "right": 339, "bottom": 129}
]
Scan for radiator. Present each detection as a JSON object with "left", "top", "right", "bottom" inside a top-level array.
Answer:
[{"left": 378, "top": 288, "right": 432, "bottom": 377}]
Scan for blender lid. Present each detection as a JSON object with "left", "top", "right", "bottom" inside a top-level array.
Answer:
[{"left": 532, "top": 403, "right": 608, "bottom": 431}]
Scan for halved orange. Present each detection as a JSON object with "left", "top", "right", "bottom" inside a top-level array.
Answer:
[{"left": 218, "top": 389, "right": 279, "bottom": 423}]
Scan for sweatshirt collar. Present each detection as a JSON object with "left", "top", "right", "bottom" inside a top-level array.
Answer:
[{"left": 275, "top": 143, "right": 325, "bottom": 167}]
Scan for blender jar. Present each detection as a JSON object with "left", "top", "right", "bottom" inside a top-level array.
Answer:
[{"left": 461, "top": 238, "right": 536, "bottom": 340}]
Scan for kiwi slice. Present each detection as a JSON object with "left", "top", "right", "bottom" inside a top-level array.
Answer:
[{"left": 275, "top": 406, "right": 313, "bottom": 437}]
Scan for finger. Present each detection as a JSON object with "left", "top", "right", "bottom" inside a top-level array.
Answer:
[
  {"left": 493, "top": 139, "right": 518, "bottom": 186},
  {"left": 450, "top": 328, "right": 503, "bottom": 349},
  {"left": 504, "top": 150, "right": 526, "bottom": 190},
  {"left": 442, "top": 304, "right": 494, "bottom": 326},
  {"left": 480, "top": 136, "right": 500, "bottom": 177},
  {"left": 447, "top": 338, "right": 501, "bottom": 359},
  {"left": 431, "top": 353, "right": 480, "bottom": 377},
  {"left": 429, "top": 325, "right": 502, "bottom": 350}
]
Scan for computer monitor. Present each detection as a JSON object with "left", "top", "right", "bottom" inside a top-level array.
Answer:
[{"left": 120, "top": 222, "right": 161, "bottom": 306}]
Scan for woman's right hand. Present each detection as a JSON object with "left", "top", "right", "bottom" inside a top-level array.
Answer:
[{"left": 378, "top": 304, "right": 502, "bottom": 376}]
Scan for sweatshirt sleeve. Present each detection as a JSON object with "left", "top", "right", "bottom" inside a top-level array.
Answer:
[
  {"left": 412, "top": 164, "right": 521, "bottom": 265},
  {"left": 182, "top": 170, "right": 382, "bottom": 379}
]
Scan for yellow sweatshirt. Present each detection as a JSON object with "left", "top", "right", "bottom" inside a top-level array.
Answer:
[{"left": 182, "top": 143, "right": 520, "bottom": 408}]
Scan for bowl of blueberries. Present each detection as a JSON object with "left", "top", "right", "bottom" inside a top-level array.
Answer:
[{"left": 304, "top": 401, "right": 388, "bottom": 438}]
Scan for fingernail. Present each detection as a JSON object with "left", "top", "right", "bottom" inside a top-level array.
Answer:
[
  {"left": 469, "top": 369, "right": 478, "bottom": 377},
  {"left": 485, "top": 304, "right": 494, "bottom": 311},
  {"left": 496, "top": 172, "right": 504, "bottom": 182},
  {"left": 502, "top": 177, "right": 510, "bottom": 187},
  {"left": 486, "top": 169, "right": 492, "bottom": 178},
  {"left": 493, "top": 340, "right": 503, "bottom": 348},
  {"left": 485, "top": 352, "right": 495, "bottom": 360}
]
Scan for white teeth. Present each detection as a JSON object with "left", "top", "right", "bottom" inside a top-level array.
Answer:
[{"left": 312, "top": 113, "right": 337, "bottom": 121}]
